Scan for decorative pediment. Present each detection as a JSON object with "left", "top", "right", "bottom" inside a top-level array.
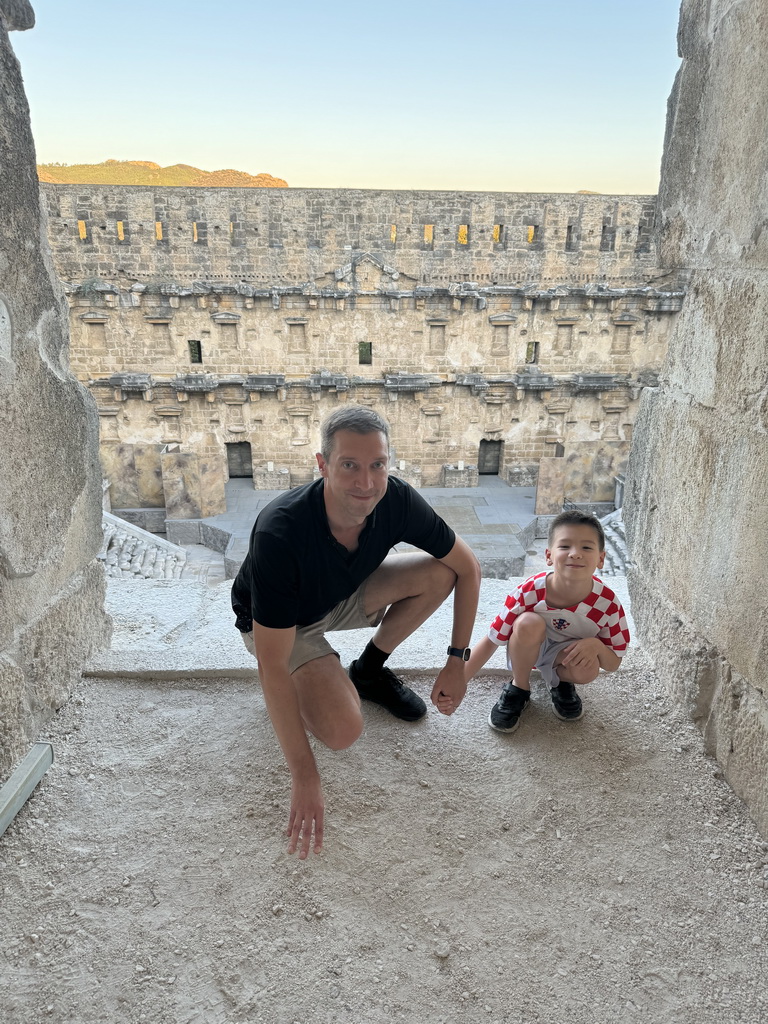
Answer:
[
  {"left": 210, "top": 311, "right": 241, "bottom": 324},
  {"left": 312, "top": 253, "right": 417, "bottom": 293}
]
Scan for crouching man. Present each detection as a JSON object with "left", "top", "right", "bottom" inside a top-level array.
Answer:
[{"left": 232, "top": 405, "right": 481, "bottom": 858}]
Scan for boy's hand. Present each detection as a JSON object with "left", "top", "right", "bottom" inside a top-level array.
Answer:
[{"left": 560, "top": 637, "right": 603, "bottom": 674}]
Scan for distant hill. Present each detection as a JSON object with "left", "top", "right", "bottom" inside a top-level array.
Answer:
[{"left": 37, "top": 159, "right": 288, "bottom": 188}]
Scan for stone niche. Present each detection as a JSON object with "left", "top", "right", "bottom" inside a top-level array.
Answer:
[
  {"left": 0, "top": 3, "right": 111, "bottom": 771},
  {"left": 625, "top": 0, "right": 768, "bottom": 833}
]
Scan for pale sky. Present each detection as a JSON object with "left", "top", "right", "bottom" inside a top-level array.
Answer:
[{"left": 12, "top": 0, "right": 682, "bottom": 194}]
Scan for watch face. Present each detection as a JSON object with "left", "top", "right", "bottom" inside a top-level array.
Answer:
[{"left": 448, "top": 646, "right": 471, "bottom": 661}]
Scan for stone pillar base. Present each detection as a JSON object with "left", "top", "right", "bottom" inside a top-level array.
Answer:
[{"left": 441, "top": 465, "right": 479, "bottom": 487}]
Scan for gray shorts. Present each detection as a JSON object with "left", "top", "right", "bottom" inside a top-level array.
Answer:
[
  {"left": 240, "top": 580, "right": 386, "bottom": 674},
  {"left": 507, "top": 637, "right": 574, "bottom": 688}
]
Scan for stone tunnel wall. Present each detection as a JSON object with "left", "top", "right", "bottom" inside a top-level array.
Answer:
[
  {"left": 625, "top": 0, "right": 768, "bottom": 834},
  {"left": 0, "top": 2, "right": 111, "bottom": 772}
]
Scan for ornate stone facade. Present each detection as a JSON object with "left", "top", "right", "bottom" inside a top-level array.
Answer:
[{"left": 42, "top": 184, "right": 683, "bottom": 517}]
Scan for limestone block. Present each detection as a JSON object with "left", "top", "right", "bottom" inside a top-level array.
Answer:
[
  {"left": 161, "top": 452, "right": 204, "bottom": 519},
  {"left": 101, "top": 443, "right": 140, "bottom": 509},
  {"left": 393, "top": 468, "right": 423, "bottom": 489},
  {"left": 133, "top": 443, "right": 165, "bottom": 507},
  {"left": 252, "top": 467, "right": 291, "bottom": 490},
  {"left": 440, "top": 465, "right": 479, "bottom": 488},
  {"left": 628, "top": 571, "right": 768, "bottom": 833},
  {"left": 165, "top": 519, "right": 202, "bottom": 545},
  {"left": 1, "top": 562, "right": 110, "bottom": 772},
  {"left": 535, "top": 458, "right": 565, "bottom": 514}
]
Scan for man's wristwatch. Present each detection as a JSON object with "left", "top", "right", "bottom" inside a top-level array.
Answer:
[{"left": 447, "top": 646, "right": 471, "bottom": 661}]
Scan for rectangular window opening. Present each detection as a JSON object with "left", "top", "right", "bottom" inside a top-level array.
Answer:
[
  {"left": 188, "top": 339, "right": 203, "bottom": 363},
  {"left": 390, "top": 224, "right": 397, "bottom": 244},
  {"left": 358, "top": 341, "right": 372, "bottom": 365},
  {"left": 116, "top": 221, "right": 125, "bottom": 241},
  {"left": 526, "top": 224, "right": 540, "bottom": 244},
  {"left": 565, "top": 224, "right": 576, "bottom": 252},
  {"left": 457, "top": 224, "right": 469, "bottom": 246},
  {"left": 525, "top": 340, "right": 540, "bottom": 364},
  {"left": 192, "top": 222, "right": 199, "bottom": 243},
  {"left": 423, "top": 224, "right": 434, "bottom": 246},
  {"left": 492, "top": 223, "right": 504, "bottom": 244},
  {"left": 600, "top": 223, "right": 616, "bottom": 252},
  {"left": 77, "top": 219, "right": 88, "bottom": 241},
  {"left": 155, "top": 221, "right": 163, "bottom": 241}
]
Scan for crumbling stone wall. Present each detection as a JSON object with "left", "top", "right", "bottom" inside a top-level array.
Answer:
[
  {"left": 0, "top": 2, "right": 111, "bottom": 771},
  {"left": 625, "top": 0, "right": 768, "bottom": 833}
]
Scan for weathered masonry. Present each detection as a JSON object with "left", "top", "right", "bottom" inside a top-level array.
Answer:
[
  {"left": 42, "top": 185, "right": 684, "bottom": 519},
  {"left": 0, "top": 2, "right": 110, "bottom": 772}
]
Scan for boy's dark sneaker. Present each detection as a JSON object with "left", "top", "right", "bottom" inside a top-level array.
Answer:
[
  {"left": 550, "top": 681, "right": 584, "bottom": 721},
  {"left": 348, "top": 660, "right": 427, "bottom": 721},
  {"left": 488, "top": 682, "right": 530, "bottom": 733}
]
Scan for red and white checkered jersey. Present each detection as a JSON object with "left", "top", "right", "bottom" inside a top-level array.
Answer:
[{"left": 488, "top": 571, "right": 630, "bottom": 655}]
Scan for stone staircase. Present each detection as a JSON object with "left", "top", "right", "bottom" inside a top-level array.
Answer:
[
  {"left": 600, "top": 508, "right": 630, "bottom": 576},
  {"left": 99, "top": 512, "right": 188, "bottom": 580}
]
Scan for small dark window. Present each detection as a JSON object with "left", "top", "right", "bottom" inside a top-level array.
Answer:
[
  {"left": 525, "top": 341, "right": 539, "bottom": 364},
  {"left": 565, "top": 224, "right": 577, "bottom": 252},
  {"left": 600, "top": 222, "right": 616, "bottom": 252},
  {"left": 358, "top": 341, "right": 372, "bottom": 365},
  {"left": 188, "top": 340, "right": 202, "bottom": 363}
]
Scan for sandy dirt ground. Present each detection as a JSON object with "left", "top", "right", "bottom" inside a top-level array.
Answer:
[{"left": 1, "top": 652, "right": 767, "bottom": 1024}]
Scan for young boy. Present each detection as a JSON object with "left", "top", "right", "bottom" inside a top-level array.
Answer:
[{"left": 465, "top": 509, "right": 630, "bottom": 733}]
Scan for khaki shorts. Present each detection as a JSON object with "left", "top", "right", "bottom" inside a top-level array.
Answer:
[{"left": 240, "top": 580, "right": 386, "bottom": 674}]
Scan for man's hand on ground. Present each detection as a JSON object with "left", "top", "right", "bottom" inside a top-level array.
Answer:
[
  {"left": 430, "top": 661, "right": 468, "bottom": 716},
  {"left": 287, "top": 776, "right": 325, "bottom": 858}
]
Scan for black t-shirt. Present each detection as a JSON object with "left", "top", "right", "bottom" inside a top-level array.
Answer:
[{"left": 231, "top": 476, "right": 456, "bottom": 631}]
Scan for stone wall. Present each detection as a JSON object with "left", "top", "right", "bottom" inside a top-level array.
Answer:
[
  {"left": 625, "top": 0, "right": 768, "bottom": 833},
  {"left": 42, "top": 185, "right": 683, "bottom": 507},
  {"left": 0, "top": 2, "right": 111, "bottom": 772}
]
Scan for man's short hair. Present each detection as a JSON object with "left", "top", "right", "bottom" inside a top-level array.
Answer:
[
  {"left": 320, "top": 405, "right": 390, "bottom": 460},
  {"left": 548, "top": 509, "right": 606, "bottom": 551}
]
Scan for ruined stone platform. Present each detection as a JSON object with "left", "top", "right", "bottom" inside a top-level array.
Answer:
[
  {"left": 84, "top": 575, "right": 634, "bottom": 680},
  {"left": 166, "top": 476, "right": 538, "bottom": 581}
]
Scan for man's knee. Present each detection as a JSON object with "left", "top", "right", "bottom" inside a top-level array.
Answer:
[{"left": 321, "top": 710, "right": 364, "bottom": 751}]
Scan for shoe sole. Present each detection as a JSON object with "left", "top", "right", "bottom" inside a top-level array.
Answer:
[
  {"left": 552, "top": 706, "right": 584, "bottom": 721},
  {"left": 488, "top": 710, "right": 522, "bottom": 734}
]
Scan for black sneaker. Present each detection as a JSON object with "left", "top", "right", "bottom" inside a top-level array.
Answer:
[
  {"left": 488, "top": 682, "right": 530, "bottom": 733},
  {"left": 348, "top": 660, "right": 427, "bottom": 721},
  {"left": 550, "top": 681, "right": 584, "bottom": 721}
]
